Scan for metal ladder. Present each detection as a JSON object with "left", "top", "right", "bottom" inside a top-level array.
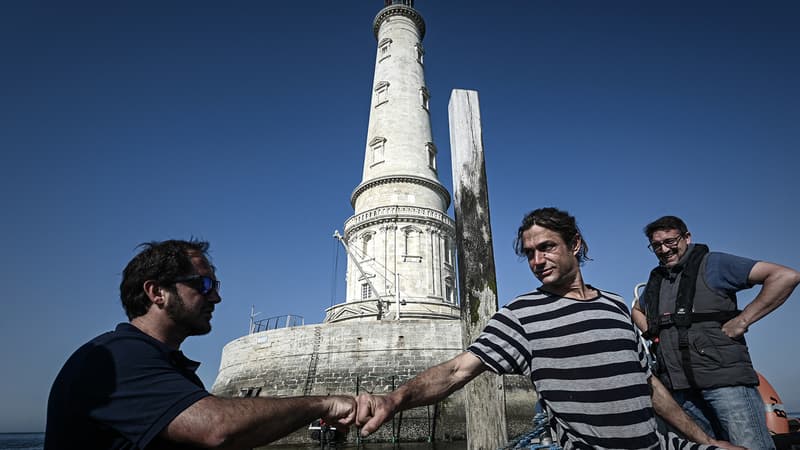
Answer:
[{"left": 302, "top": 327, "right": 322, "bottom": 396}]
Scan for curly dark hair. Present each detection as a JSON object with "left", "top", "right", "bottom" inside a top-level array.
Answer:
[
  {"left": 119, "top": 239, "right": 212, "bottom": 320},
  {"left": 514, "top": 207, "right": 589, "bottom": 264},
  {"left": 644, "top": 215, "right": 688, "bottom": 240}
]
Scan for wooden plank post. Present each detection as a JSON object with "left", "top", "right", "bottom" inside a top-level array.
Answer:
[{"left": 448, "top": 89, "right": 507, "bottom": 449}]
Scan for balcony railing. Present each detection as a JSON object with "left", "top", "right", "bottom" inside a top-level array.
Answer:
[
  {"left": 250, "top": 314, "right": 304, "bottom": 334},
  {"left": 385, "top": 0, "right": 413, "bottom": 6}
]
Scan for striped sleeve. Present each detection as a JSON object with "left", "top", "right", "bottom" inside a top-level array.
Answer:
[
  {"left": 636, "top": 319, "right": 652, "bottom": 378},
  {"left": 467, "top": 306, "right": 531, "bottom": 377},
  {"left": 661, "top": 431, "right": 720, "bottom": 450}
]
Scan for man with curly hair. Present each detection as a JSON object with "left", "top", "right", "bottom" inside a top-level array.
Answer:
[
  {"left": 46, "top": 239, "right": 355, "bottom": 449},
  {"left": 355, "top": 208, "right": 743, "bottom": 449}
]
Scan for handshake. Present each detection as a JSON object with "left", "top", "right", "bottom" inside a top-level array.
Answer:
[
  {"left": 320, "top": 392, "right": 402, "bottom": 437},
  {"left": 316, "top": 352, "right": 478, "bottom": 438}
]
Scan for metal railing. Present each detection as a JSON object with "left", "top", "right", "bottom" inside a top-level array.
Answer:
[{"left": 249, "top": 314, "right": 304, "bottom": 334}]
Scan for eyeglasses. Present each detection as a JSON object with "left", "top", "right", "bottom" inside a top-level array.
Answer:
[
  {"left": 647, "top": 235, "right": 684, "bottom": 252},
  {"left": 171, "top": 275, "right": 220, "bottom": 295}
]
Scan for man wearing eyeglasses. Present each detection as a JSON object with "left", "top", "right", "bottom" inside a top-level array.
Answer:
[
  {"left": 45, "top": 239, "right": 356, "bottom": 449},
  {"left": 355, "top": 208, "right": 744, "bottom": 450},
  {"left": 632, "top": 216, "right": 800, "bottom": 450}
]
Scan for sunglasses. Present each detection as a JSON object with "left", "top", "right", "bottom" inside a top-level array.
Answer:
[{"left": 171, "top": 275, "right": 220, "bottom": 295}]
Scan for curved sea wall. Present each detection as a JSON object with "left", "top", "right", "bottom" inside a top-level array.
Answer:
[{"left": 212, "top": 319, "right": 537, "bottom": 444}]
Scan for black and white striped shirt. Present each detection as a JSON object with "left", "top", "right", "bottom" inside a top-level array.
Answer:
[{"left": 467, "top": 287, "right": 717, "bottom": 450}]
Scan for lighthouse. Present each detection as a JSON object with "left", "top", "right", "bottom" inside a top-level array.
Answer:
[
  {"left": 212, "top": 3, "right": 538, "bottom": 441},
  {"left": 326, "top": 0, "right": 459, "bottom": 323}
]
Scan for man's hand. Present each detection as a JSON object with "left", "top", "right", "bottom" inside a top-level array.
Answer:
[
  {"left": 353, "top": 353, "right": 486, "bottom": 437},
  {"left": 709, "top": 438, "right": 747, "bottom": 450},
  {"left": 721, "top": 317, "right": 748, "bottom": 339},
  {"left": 322, "top": 395, "right": 357, "bottom": 427},
  {"left": 355, "top": 393, "right": 398, "bottom": 436}
]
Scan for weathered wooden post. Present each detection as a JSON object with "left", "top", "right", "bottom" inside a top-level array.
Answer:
[{"left": 448, "top": 89, "right": 507, "bottom": 449}]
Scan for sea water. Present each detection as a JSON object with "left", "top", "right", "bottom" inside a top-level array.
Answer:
[
  {"left": 0, "top": 433, "right": 463, "bottom": 450},
  {"left": 0, "top": 433, "right": 43, "bottom": 450}
]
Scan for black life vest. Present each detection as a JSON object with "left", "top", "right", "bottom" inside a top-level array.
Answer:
[
  {"left": 641, "top": 244, "right": 739, "bottom": 340},
  {"left": 640, "top": 244, "right": 741, "bottom": 387}
]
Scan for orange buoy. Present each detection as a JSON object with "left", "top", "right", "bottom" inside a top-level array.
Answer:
[{"left": 757, "top": 372, "right": 790, "bottom": 434}]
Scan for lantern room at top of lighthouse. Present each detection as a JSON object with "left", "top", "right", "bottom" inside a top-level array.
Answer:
[{"left": 385, "top": 0, "right": 414, "bottom": 7}]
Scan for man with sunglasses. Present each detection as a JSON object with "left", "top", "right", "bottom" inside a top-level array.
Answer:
[
  {"left": 45, "top": 239, "right": 356, "bottom": 449},
  {"left": 632, "top": 216, "right": 800, "bottom": 449}
]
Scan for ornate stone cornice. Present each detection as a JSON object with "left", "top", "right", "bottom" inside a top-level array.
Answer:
[
  {"left": 373, "top": 5, "right": 426, "bottom": 41},
  {"left": 324, "top": 299, "right": 459, "bottom": 323},
  {"left": 351, "top": 175, "right": 451, "bottom": 208},
  {"left": 344, "top": 205, "right": 455, "bottom": 238}
]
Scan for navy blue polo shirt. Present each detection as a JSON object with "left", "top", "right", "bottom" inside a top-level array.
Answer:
[{"left": 45, "top": 323, "right": 211, "bottom": 449}]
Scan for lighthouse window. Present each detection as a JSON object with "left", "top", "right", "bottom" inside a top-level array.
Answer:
[
  {"left": 375, "top": 81, "right": 390, "bottom": 107},
  {"left": 426, "top": 142, "right": 437, "bottom": 171},
  {"left": 379, "top": 38, "right": 392, "bottom": 61},
  {"left": 420, "top": 86, "right": 430, "bottom": 111},
  {"left": 369, "top": 137, "right": 386, "bottom": 166},
  {"left": 361, "top": 283, "right": 372, "bottom": 300},
  {"left": 361, "top": 232, "right": 374, "bottom": 258},
  {"left": 415, "top": 43, "right": 424, "bottom": 65},
  {"left": 402, "top": 226, "right": 422, "bottom": 261},
  {"left": 445, "top": 277, "right": 455, "bottom": 304}
]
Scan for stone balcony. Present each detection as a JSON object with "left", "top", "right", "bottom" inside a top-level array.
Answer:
[{"left": 344, "top": 205, "right": 455, "bottom": 236}]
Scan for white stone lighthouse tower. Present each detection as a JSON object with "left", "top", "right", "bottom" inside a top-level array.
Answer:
[{"left": 325, "top": 0, "right": 458, "bottom": 323}]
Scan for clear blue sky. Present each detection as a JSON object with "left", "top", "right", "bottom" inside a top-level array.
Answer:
[{"left": 1, "top": 0, "right": 798, "bottom": 433}]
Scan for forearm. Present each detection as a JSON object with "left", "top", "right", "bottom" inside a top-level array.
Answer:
[
  {"left": 739, "top": 269, "right": 800, "bottom": 327},
  {"left": 392, "top": 366, "right": 465, "bottom": 410},
  {"left": 356, "top": 352, "right": 486, "bottom": 436},
  {"left": 166, "top": 395, "right": 347, "bottom": 449},
  {"left": 631, "top": 301, "right": 648, "bottom": 334},
  {"left": 649, "top": 377, "right": 713, "bottom": 445},
  {"left": 218, "top": 396, "right": 337, "bottom": 448},
  {"left": 389, "top": 352, "right": 486, "bottom": 412}
]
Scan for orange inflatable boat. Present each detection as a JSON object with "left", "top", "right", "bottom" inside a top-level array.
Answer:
[{"left": 757, "top": 371, "right": 790, "bottom": 435}]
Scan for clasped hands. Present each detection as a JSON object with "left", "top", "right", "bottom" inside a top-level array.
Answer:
[{"left": 323, "top": 393, "right": 399, "bottom": 437}]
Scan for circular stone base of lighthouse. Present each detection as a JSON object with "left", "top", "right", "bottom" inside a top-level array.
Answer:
[{"left": 212, "top": 319, "right": 537, "bottom": 445}]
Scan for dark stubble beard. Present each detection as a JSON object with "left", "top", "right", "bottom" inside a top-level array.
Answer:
[{"left": 165, "top": 290, "right": 212, "bottom": 336}]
